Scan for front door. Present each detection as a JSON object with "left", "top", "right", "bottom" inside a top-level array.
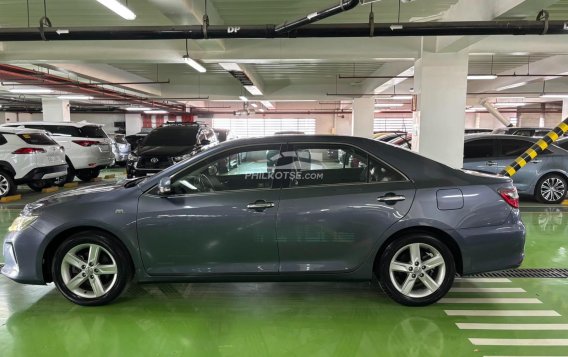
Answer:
[{"left": 137, "top": 145, "right": 283, "bottom": 275}]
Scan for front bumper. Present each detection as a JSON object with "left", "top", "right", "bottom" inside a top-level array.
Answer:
[
  {"left": 15, "top": 164, "right": 68, "bottom": 184},
  {"left": 2, "top": 227, "right": 47, "bottom": 285}
]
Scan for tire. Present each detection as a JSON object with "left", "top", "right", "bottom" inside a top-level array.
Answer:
[
  {"left": 0, "top": 169, "right": 17, "bottom": 198},
  {"left": 377, "top": 233, "right": 455, "bottom": 307},
  {"left": 535, "top": 174, "right": 567, "bottom": 204},
  {"left": 64, "top": 159, "right": 76, "bottom": 183},
  {"left": 76, "top": 168, "right": 101, "bottom": 182},
  {"left": 27, "top": 180, "right": 53, "bottom": 192},
  {"left": 51, "top": 231, "right": 132, "bottom": 306}
]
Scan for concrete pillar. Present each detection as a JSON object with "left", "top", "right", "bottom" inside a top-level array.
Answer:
[
  {"left": 562, "top": 99, "right": 568, "bottom": 120},
  {"left": 42, "top": 98, "right": 70, "bottom": 122},
  {"left": 412, "top": 52, "right": 468, "bottom": 168},
  {"left": 125, "top": 114, "right": 142, "bottom": 135},
  {"left": 352, "top": 97, "right": 374, "bottom": 138}
]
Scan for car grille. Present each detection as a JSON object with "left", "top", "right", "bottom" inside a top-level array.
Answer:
[{"left": 137, "top": 156, "right": 173, "bottom": 170}]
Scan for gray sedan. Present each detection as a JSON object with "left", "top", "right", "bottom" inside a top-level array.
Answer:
[
  {"left": 2, "top": 135, "right": 525, "bottom": 306},
  {"left": 464, "top": 135, "right": 568, "bottom": 204}
]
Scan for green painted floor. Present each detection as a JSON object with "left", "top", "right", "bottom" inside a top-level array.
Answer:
[{"left": 1, "top": 180, "right": 568, "bottom": 356}]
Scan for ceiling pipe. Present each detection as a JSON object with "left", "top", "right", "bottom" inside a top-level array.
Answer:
[
  {"left": 480, "top": 98, "right": 513, "bottom": 127},
  {"left": 275, "top": 0, "right": 359, "bottom": 33},
  {"left": 0, "top": 20, "right": 566, "bottom": 41}
]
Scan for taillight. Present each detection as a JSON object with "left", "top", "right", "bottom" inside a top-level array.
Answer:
[
  {"left": 12, "top": 148, "right": 46, "bottom": 154},
  {"left": 73, "top": 140, "right": 100, "bottom": 147},
  {"left": 498, "top": 187, "right": 520, "bottom": 209}
]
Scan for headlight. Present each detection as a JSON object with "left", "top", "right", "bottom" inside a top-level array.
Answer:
[
  {"left": 9, "top": 216, "right": 38, "bottom": 232},
  {"left": 128, "top": 153, "right": 138, "bottom": 161}
]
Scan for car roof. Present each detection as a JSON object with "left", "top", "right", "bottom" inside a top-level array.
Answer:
[
  {"left": 1, "top": 121, "right": 103, "bottom": 128},
  {"left": 0, "top": 127, "right": 47, "bottom": 135},
  {"left": 464, "top": 134, "right": 540, "bottom": 141}
]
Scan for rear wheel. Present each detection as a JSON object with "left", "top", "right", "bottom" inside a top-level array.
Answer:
[
  {"left": 378, "top": 234, "right": 455, "bottom": 306},
  {"left": 76, "top": 168, "right": 101, "bottom": 182},
  {"left": 27, "top": 180, "right": 53, "bottom": 192},
  {"left": 51, "top": 231, "right": 132, "bottom": 306},
  {"left": 0, "top": 170, "right": 16, "bottom": 198},
  {"left": 536, "top": 174, "right": 567, "bottom": 204}
]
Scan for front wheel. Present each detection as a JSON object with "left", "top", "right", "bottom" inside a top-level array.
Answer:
[
  {"left": 536, "top": 174, "right": 567, "bottom": 204},
  {"left": 51, "top": 231, "right": 132, "bottom": 306},
  {"left": 378, "top": 234, "right": 455, "bottom": 306},
  {"left": 0, "top": 170, "right": 16, "bottom": 198}
]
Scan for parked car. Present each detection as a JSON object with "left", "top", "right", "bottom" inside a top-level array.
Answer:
[
  {"left": 463, "top": 135, "right": 568, "bottom": 204},
  {"left": 212, "top": 128, "right": 234, "bottom": 142},
  {"left": 109, "top": 134, "right": 131, "bottom": 166},
  {"left": 126, "top": 123, "right": 218, "bottom": 178},
  {"left": 274, "top": 131, "right": 305, "bottom": 135},
  {"left": 375, "top": 132, "right": 413, "bottom": 149},
  {"left": 465, "top": 129, "right": 493, "bottom": 134},
  {"left": 2, "top": 135, "right": 525, "bottom": 307},
  {"left": 0, "top": 127, "right": 67, "bottom": 197},
  {"left": 2, "top": 122, "right": 114, "bottom": 182},
  {"left": 491, "top": 127, "right": 560, "bottom": 137},
  {"left": 555, "top": 137, "right": 568, "bottom": 151},
  {"left": 124, "top": 132, "right": 148, "bottom": 152}
]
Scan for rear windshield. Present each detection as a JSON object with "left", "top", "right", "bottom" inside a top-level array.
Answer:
[
  {"left": 24, "top": 125, "right": 107, "bottom": 138},
  {"left": 143, "top": 127, "right": 198, "bottom": 147},
  {"left": 80, "top": 126, "right": 107, "bottom": 138},
  {"left": 17, "top": 133, "right": 57, "bottom": 145}
]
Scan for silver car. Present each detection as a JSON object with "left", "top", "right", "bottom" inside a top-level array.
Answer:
[
  {"left": 109, "top": 134, "right": 131, "bottom": 165},
  {"left": 464, "top": 135, "right": 568, "bottom": 204},
  {"left": 2, "top": 135, "right": 525, "bottom": 307}
]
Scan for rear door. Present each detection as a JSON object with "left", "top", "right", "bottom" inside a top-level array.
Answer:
[
  {"left": 275, "top": 143, "right": 415, "bottom": 273},
  {"left": 463, "top": 139, "right": 500, "bottom": 174}
]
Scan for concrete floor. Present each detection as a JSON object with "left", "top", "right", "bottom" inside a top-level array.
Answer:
[{"left": 1, "top": 175, "right": 568, "bottom": 356}]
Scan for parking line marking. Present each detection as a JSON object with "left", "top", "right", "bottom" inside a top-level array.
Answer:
[
  {"left": 470, "top": 338, "right": 568, "bottom": 346},
  {"left": 438, "top": 298, "right": 542, "bottom": 304},
  {"left": 449, "top": 288, "right": 526, "bottom": 293},
  {"left": 445, "top": 310, "right": 561, "bottom": 317},
  {"left": 454, "top": 278, "right": 512, "bottom": 283},
  {"left": 458, "top": 323, "right": 568, "bottom": 330}
]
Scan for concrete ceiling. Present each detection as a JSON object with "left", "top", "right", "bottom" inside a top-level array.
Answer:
[{"left": 1, "top": 0, "right": 568, "bottom": 109}]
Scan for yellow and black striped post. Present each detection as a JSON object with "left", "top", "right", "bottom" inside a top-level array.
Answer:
[{"left": 500, "top": 117, "right": 568, "bottom": 177}]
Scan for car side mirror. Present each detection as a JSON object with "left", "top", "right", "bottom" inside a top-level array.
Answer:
[
  {"left": 200, "top": 139, "right": 211, "bottom": 146},
  {"left": 158, "top": 177, "right": 172, "bottom": 195}
]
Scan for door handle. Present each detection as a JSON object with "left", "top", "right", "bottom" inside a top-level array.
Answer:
[
  {"left": 531, "top": 159, "right": 542, "bottom": 164},
  {"left": 247, "top": 200, "right": 275, "bottom": 211},
  {"left": 486, "top": 161, "right": 497, "bottom": 166},
  {"left": 377, "top": 195, "right": 406, "bottom": 204}
]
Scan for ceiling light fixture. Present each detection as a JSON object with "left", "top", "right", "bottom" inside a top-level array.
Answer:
[
  {"left": 540, "top": 94, "right": 568, "bottom": 99},
  {"left": 239, "top": 96, "right": 249, "bottom": 102},
  {"left": 375, "top": 103, "right": 404, "bottom": 108},
  {"left": 8, "top": 88, "right": 53, "bottom": 94},
  {"left": 244, "top": 85, "right": 263, "bottom": 96},
  {"left": 183, "top": 55, "right": 207, "bottom": 73},
  {"left": 219, "top": 63, "right": 243, "bottom": 72},
  {"left": 493, "top": 102, "right": 529, "bottom": 108},
  {"left": 386, "top": 95, "right": 413, "bottom": 100},
  {"left": 467, "top": 75, "right": 498, "bottom": 80},
  {"left": 57, "top": 95, "right": 93, "bottom": 100},
  {"left": 260, "top": 100, "right": 275, "bottom": 109},
  {"left": 144, "top": 110, "right": 168, "bottom": 114},
  {"left": 96, "top": 0, "right": 136, "bottom": 20},
  {"left": 496, "top": 82, "right": 528, "bottom": 91},
  {"left": 125, "top": 107, "right": 152, "bottom": 111},
  {"left": 251, "top": 103, "right": 258, "bottom": 108}
]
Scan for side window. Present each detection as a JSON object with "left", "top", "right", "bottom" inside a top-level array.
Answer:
[
  {"left": 168, "top": 145, "right": 282, "bottom": 195},
  {"left": 500, "top": 139, "right": 551, "bottom": 157},
  {"left": 464, "top": 139, "right": 495, "bottom": 159},
  {"left": 283, "top": 144, "right": 405, "bottom": 187},
  {"left": 0, "top": 134, "right": 7, "bottom": 145},
  {"left": 559, "top": 141, "right": 568, "bottom": 151}
]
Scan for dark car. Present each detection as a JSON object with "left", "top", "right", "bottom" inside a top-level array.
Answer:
[
  {"left": 124, "top": 133, "right": 148, "bottom": 152},
  {"left": 463, "top": 135, "right": 568, "bottom": 204},
  {"left": 126, "top": 123, "right": 218, "bottom": 178},
  {"left": 3, "top": 135, "right": 525, "bottom": 307},
  {"left": 465, "top": 129, "right": 493, "bottom": 134},
  {"left": 491, "top": 127, "right": 561, "bottom": 137}
]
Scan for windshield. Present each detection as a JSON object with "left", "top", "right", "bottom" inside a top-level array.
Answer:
[
  {"left": 79, "top": 126, "right": 108, "bottom": 138},
  {"left": 142, "top": 127, "right": 198, "bottom": 147}
]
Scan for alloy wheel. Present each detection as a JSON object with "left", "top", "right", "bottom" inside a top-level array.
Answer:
[
  {"left": 60, "top": 243, "right": 118, "bottom": 299},
  {"left": 388, "top": 243, "right": 446, "bottom": 298},
  {"left": 0, "top": 174, "right": 9, "bottom": 196},
  {"left": 541, "top": 177, "right": 566, "bottom": 203}
]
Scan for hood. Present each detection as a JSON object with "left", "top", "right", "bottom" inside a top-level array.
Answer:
[{"left": 137, "top": 145, "right": 195, "bottom": 157}]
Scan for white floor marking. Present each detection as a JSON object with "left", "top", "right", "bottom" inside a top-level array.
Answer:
[
  {"left": 449, "top": 287, "right": 525, "bottom": 293},
  {"left": 470, "top": 338, "right": 568, "bottom": 346},
  {"left": 458, "top": 323, "right": 568, "bottom": 330},
  {"left": 454, "top": 278, "right": 512, "bottom": 283},
  {"left": 439, "top": 298, "right": 542, "bottom": 304},
  {"left": 445, "top": 310, "right": 561, "bottom": 317}
]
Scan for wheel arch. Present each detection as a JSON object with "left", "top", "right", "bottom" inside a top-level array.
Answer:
[
  {"left": 0, "top": 160, "right": 16, "bottom": 176},
  {"left": 42, "top": 226, "right": 135, "bottom": 283},
  {"left": 373, "top": 226, "right": 464, "bottom": 276}
]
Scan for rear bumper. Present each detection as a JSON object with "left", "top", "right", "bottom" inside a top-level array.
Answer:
[
  {"left": 458, "top": 210, "right": 526, "bottom": 275},
  {"left": 2, "top": 228, "right": 46, "bottom": 285},
  {"left": 15, "top": 164, "right": 68, "bottom": 183}
]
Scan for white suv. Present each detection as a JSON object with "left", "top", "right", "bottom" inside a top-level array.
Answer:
[
  {"left": 2, "top": 122, "right": 114, "bottom": 182},
  {"left": 0, "top": 127, "right": 67, "bottom": 197}
]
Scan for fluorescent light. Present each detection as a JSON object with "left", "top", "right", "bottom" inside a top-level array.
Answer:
[
  {"left": 96, "top": 0, "right": 136, "bottom": 20},
  {"left": 465, "top": 107, "right": 486, "bottom": 112},
  {"left": 260, "top": 100, "right": 274, "bottom": 109},
  {"left": 239, "top": 96, "right": 248, "bottom": 102},
  {"left": 219, "top": 63, "right": 243, "bottom": 72},
  {"left": 387, "top": 95, "right": 413, "bottom": 100},
  {"left": 144, "top": 110, "right": 168, "bottom": 114},
  {"left": 183, "top": 56, "right": 206, "bottom": 73},
  {"left": 250, "top": 103, "right": 258, "bottom": 108},
  {"left": 9, "top": 88, "right": 53, "bottom": 94},
  {"left": 244, "top": 85, "right": 263, "bottom": 96},
  {"left": 494, "top": 102, "right": 528, "bottom": 108},
  {"left": 258, "top": 108, "right": 265, "bottom": 112},
  {"left": 57, "top": 95, "right": 93, "bottom": 100},
  {"left": 468, "top": 75, "right": 498, "bottom": 80},
  {"left": 375, "top": 103, "right": 404, "bottom": 108},
  {"left": 541, "top": 94, "right": 568, "bottom": 99},
  {"left": 125, "top": 107, "right": 152, "bottom": 111},
  {"left": 496, "top": 82, "right": 528, "bottom": 91}
]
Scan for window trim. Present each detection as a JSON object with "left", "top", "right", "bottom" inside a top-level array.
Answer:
[{"left": 496, "top": 138, "right": 551, "bottom": 158}]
